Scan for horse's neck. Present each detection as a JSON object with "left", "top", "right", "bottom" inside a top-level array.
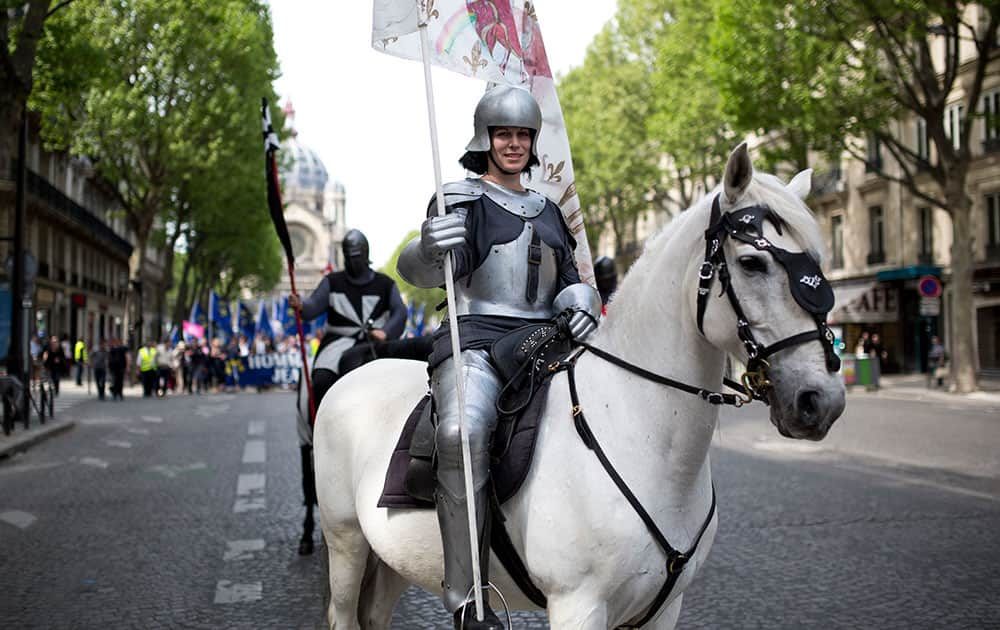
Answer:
[{"left": 584, "top": 225, "right": 725, "bottom": 497}]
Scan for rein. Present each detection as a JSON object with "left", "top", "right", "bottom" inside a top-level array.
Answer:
[{"left": 546, "top": 348, "right": 717, "bottom": 629}]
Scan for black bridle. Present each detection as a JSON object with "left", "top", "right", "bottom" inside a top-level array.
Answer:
[{"left": 696, "top": 194, "right": 840, "bottom": 402}]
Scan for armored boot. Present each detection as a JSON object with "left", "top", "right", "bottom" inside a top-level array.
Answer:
[
  {"left": 437, "top": 487, "right": 503, "bottom": 630},
  {"left": 432, "top": 350, "right": 505, "bottom": 629}
]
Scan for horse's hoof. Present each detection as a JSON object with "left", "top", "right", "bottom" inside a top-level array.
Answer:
[{"left": 298, "top": 538, "right": 314, "bottom": 555}]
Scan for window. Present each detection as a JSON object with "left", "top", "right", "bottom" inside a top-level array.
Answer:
[
  {"left": 915, "top": 117, "right": 930, "bottom": 161},
  {"left": 831, "top": 215, "right": 844, "bottom": 269},
  {"left": 918, "top": 207, "right": 934, "bottom": 262},
  {"left": 868, "top": 205, "right": 885, "bottom": 264},
  {"left": 945, "top": 104, "right": 964, "bottom": 150},
  {"left": 987, "top": 192, "right": 1000, "bottom": 252},
  {"left": 865, "top": 134, "right": 882, "bottom": 171},
  {"left": 983, "top": 90, "right": 1000, "bottom": 149}
]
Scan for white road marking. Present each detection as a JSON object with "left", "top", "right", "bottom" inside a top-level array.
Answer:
[
  {"left": 752, "top": 440, "right": 825, "bottom": 454},
  {"left": 236, "top": 473, "right": 265, "bottom": 495},
  {"left": 836, "top": 462, "right": 1000, "bottom": 503},
  {"left": 195, "top": 404, "right": 230, "bottom": 418},
  {"left": 223, "top": 539, "right": 266, "bottom": 562},
  {"left": 242, "top": 440, "right": 266, "bottom": 464},
  {"left": 213, "top": 580, "right": 262, "bottom": 604},
  {"left": 0, "top": 461, "right": 63, "bottom": 476},
  {"left": 103, "top": 440, "right": 133, "bottom": 449},
  {"left": 247, "top": 420, "right": 265, "bottom": 436},
  {"left": 79, "top": 457, "right": 109, "bottom": 469},
  {"left": 146, "top": 462, "right": 208, "bottom": 478},
  {"left": 126, "top": 427, "right": 150, "bottom": 435},
  {"left": 233, "top": 497, "right": 266, "bottom": 513},
  {"left": 141, "top": 415, "right": 163, "bottom": 423},
  {"left": 80, "top": 417, "right": 129, "bottom": 426},
  {"left": 0, "top": 510, "right": 37, "bottom": 529}
]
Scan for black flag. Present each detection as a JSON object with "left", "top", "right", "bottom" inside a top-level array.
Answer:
[{"left": 262, "top": 98, "right": 294, "bottom": 263}]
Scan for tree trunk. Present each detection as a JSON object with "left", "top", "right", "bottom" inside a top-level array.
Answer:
[
  {"left": 947, "top": 177, "right": 977, "bottom": 393},
  {"left": 172, "top": 253, "right": 194, "bottom": 327},
  {"left": 123, "top": 229, "right": 149, "bottom": 350}
]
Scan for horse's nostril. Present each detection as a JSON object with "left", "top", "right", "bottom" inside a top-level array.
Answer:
[{"left": 797, "top": 390, "right": 821, "bottom": 421}]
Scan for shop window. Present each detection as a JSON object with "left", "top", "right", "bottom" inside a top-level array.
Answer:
[
  {"left": 867, "top": 205, "right": 885, "bottom": 265},
  {"left": 987, "top": 192, "right": 1000, "bottom": 258},
  {"left": 983, "top": 89, "right": 1000, "bottom": 152},
  {"left": 918, "top": 207, "right": 934, "bottom": 263},
  {"left": 831, "top": 214, "right": 844, "bottom": 269}
]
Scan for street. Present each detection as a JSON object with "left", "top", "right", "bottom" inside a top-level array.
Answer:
[{"left": 0, "top": 387, "right": 997, "bottom": 629}]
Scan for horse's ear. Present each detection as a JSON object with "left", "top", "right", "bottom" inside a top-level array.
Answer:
[
  {"left": 787, "top": 169, "right": 812, "bottom": 200},
  {"left": 723, "top": 142, "right": 753, "bottom": 204}
]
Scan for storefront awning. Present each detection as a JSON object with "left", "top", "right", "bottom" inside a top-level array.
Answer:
[{"left": 829, "top": 282, "right": 884, "bottom": 324}]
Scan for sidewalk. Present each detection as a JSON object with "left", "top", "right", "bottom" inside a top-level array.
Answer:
[
  {"left": 0, "top": 379, "right": 142, "bottom": 459},
  {"left": 850, "top": 372, "right": 1000, "bottom": 405}
]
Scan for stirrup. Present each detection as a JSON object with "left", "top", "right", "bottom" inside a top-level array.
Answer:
[{"left": 456, "top": 582, "right": 512, "bottom": 630}]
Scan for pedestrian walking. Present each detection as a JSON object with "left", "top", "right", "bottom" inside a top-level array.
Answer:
[
  {"left": 108, "top": 337, "right": 129, "bottom": 400},
  {"left": 90, "top": 339, "right": 109, "bottom": 401},
  {"left": 137, "top": 340, "right": 158, "bottom": 398},
  {"left": 869, "top": 333, "right": 886, "bottom": 390},
  {"left": 927, "top": 335, "right": 946, "bottom": 389},
  {"left": 395, "top": 86, "right": 600, "bottom": 628},
  {"left": 74, "top": 338, "right": 89, "bottom": 386},
  {"left": 155, "top": 339, "right": 172, "bottom": 397},
  {"left": 41, "top": 335, "right": 67, "bottom": 396}
]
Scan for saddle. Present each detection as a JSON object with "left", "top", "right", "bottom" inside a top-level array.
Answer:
[{"left": 378, "top": 321, "right": 572, "bottom": 509}]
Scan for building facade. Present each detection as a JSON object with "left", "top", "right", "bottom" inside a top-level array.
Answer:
[
  {"left": 272, "top": 100, "right": 347, "bottom": 296},
  {"left": 0, "top": 114, "right": 168, "bottom": 355}
]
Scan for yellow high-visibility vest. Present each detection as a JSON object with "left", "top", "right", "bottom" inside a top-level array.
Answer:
[
  {"left": 74, "top": 340, "right": 88, "bottom": 362},
  {"left": 138, "top": 347, "right": 157, "bottom": 372}
]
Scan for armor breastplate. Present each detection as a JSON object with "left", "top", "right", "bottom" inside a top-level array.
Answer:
[{"left": 455, "top": 221, "right": 558, "bottom": 319}]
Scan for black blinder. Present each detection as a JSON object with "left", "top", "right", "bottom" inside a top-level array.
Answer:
[{"left": 771, "top": 250, "right": 835, "bottom": 315}]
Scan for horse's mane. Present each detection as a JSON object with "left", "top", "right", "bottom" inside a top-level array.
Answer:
[{"left": 604, "top": 171, "right": 825, "bottom": 327}]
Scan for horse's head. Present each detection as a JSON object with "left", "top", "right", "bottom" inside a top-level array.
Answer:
[{"left": 695, "top": 143, "right": 845, "bottom": 440}]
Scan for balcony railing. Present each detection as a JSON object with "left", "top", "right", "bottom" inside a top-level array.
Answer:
[
  {"left": 866, "top": 251, "right": 886, "bottom": 265},
  {"left": 13, "top": 162, "right": 133, "bottom": 260}
]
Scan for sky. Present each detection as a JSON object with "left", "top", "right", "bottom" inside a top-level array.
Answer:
[{"left": 269, "top": 1, "right": 618, "bottom": 268}]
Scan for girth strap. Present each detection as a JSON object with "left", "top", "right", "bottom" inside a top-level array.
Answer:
[{"left": 566, "top": 358, "right": 717, "bottom": 629}]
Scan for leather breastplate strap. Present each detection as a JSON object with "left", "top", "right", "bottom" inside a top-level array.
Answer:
[{"left": 526, "top": 225, "right": 542, "bottom": 303}]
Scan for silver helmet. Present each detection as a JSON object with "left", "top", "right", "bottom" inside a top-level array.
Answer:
[{"left": 465, "top": 86, "right": 542, "bottom": 158}]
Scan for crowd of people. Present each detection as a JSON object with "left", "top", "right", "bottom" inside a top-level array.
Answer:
[{"left": 31, "top": 330, "right": 324, "bottom": 401}]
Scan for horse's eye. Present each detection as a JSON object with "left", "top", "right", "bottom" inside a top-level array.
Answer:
[{"left": 738, "top": 255, "right": 768, "bottom": 274}]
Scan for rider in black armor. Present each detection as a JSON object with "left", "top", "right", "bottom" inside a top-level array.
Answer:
[
  {"left": 397, "top": 86, "right": 601, "bottom": 629},
  {"left": 289, "top": 228, "right": 407, "bottom": 554},
  {"left": 594, "top": 255, "right": 618, "bottom": 308}
]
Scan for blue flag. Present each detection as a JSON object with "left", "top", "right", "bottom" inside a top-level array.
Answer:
[
  {"left": 238, "top": 301, "right": 255, "bottom": 339},
  {"left": 209, "top": 290, "right": 232, "bottom": 341},
  {"left": 169, "top": 326, "right": 180, "bottom": 346},
  {"left": 281, "top": 295, "right": 297, "bottom": 333},
  {"left": 255, "top": 301, "right": 274, "bottom": 339},
  {"left": 405, "top": 303, "right": 425, "bottom": 337},
  {"left": 190, "top": 301, "right": 207, "bottom": 329}
]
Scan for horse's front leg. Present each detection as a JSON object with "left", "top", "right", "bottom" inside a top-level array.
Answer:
[{"left": 546, "top": 594, "right": 608, "bottom": 630}]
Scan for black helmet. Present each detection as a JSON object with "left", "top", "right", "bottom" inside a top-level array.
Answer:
[
  {"left": 342, "top": 229, "right": 370, "bottom": 279},
  {"left": 594, "top": 256, "right": 617, "bottom": 304}
]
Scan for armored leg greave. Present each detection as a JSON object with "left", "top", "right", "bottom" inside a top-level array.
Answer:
[{"left": 432, "top": 350, "right": 503, "bottom": 615}]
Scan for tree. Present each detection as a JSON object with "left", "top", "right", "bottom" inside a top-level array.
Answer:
[
  {"left": 32, "top": 0, "right": 282, "bottom": 343},
  {"left": 559, "top": 24, "right": 661, "bottom": 267},
  {"left": 708, "top": 0, "right": 999, "bottom": 392}
]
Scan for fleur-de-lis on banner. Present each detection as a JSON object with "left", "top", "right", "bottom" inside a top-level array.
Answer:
[
  {"left": 524, "top": 1, "right": 538, "bottom": 21},
  {"left": 420, "top": 0, "right": 439, "bottom": 20},
  {"left": 542, "top": 154, "right": 564, "bottom": 183},
  {"left": 463, "top": 41, "right": 488, "bottom": 74}
]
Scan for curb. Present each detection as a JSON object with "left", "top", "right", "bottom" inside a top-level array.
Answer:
[{"left": 0, "top": 420, "right": 76, "bottom": 459}]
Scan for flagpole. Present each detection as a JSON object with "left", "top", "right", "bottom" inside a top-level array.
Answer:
[{"left": 417, "top": 14, "right": 484, "bottom": 622}]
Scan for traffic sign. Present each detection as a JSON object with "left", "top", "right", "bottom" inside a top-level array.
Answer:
[
  {"left": 917, "top": 275, "right": 942, "bottom": 298},
  {"left": 919, "top": 297, "right": 940, "bottom": 316}
]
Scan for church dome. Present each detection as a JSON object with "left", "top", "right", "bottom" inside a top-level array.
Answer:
[{"left": 279, "top": 99, "right": 329, "bottom": 195}]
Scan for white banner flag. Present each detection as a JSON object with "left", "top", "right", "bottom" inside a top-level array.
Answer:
[{"left": 371, "top": 0, "right": 594, "bottom": 283}]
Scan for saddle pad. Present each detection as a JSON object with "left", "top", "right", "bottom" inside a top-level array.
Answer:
[{"left": 377, "top": 379, "right": 554, "bottom": 509}]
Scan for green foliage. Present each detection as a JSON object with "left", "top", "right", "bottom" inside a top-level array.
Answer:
[
  {"left": 559, "top": 24, "right": 660, "bottom": 254},
  {"left": 31, "top": 0, "right": 284, "bottom": 313},
  {"left": 378, "top": 231, "right": 445, "bottom": 315}
]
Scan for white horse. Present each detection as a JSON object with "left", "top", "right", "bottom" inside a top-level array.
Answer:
[{"left": 314, "top": 144, "right": 846, "bottom": 629}]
